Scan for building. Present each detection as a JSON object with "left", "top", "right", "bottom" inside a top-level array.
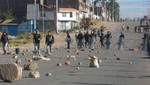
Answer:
[
  {"left": 0, "top": 20, "right": 18, "bottom": 36},
  {"left": 57, "top": 8, "right": 79, "bottom": 30}
]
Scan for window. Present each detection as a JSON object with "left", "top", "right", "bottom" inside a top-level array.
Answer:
[
  {"left": 40, "top": 13, "right": 46, "bottom": 17},
  {"left": 62, "top": 13, "right": 66, "bottom": 17},
  {"left": 70, "top": 12, "right": 72, "bottom": 17}
]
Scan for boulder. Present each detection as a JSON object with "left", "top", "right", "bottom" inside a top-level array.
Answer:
[
  {"left": 28, "top": 71, "right": 40, "bottom": 78},
  {"left": 24, "top": 62, "right": 38, "bottom": 71},
  {"left": 16, "top": 59, "right": 21, "bottom": 65},
  {"left": 0, "top": 64, "right": 22, "bottom": 82},
  {"left": 65, "top": 58, "right": 71, "bottom": 66},
  {"left": 89, "top": 55, "right": 99, "bottom": 68}
]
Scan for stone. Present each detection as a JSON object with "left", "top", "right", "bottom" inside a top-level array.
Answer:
[
  {"left": 57, "top": 63, "right": 62, "bottom": 66},
  {"left": 76, "top": 67, "right": 80, "bottom": 70},
  {"left": 78, "top": 62, "right": 82, "bottom": 65},
  {"left": 12, "top": 54, "right": 18, "bottom": 59},
  {"left": 65, "top": 58, "right": 71, "bottom": 66},
  {"left": 116, "top": 58, "right": 120, "bottom": 60},
  {"left": 0, "top": 64, "right": 22, "bottom": 82},
  {"left": 28, "top": 71, "right": 40, "bottom": 78},
  {"left": 114, "top": 54, "right": 117, "bottom": 56},
  {"left": 81, "top": 49, "right": 85, "bottom": 51},
  {"left": 16, "top": 59, "right": 21, "bottom": 65},
  {"left": 89, "top": 55, "right": 99, "bottom": 68},
  {"left": 45, "top": 73, "right": 52, "bottom": 76},
  {"left": 24, "top": 62, "right": 38, "bottom": 71},
  {"left": 129, "top": 62, "right": 133, "bottom": 64},
  {"left": 98, "top": 60, "right": 102, "bottom": 63},
  {"left": 105, "top": 57, "right": 108, "bottom": 60},
  {"left": 22, "top": 52, "right": 25, "bottom": 55}
]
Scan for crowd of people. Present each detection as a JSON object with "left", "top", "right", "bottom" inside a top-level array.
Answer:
[{"left": 0, "top": 24, "right": 149, "bottom": 55}]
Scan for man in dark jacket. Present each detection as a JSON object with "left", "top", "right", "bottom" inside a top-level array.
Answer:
[
  {"left": 45, "top": 31, "right": 54, "bottom": 54},
  {"left": 0, "top": 32, "right": 9, "bottom": 55},
  {"left": 77, "top": 31, "right": 84, "bottom": 49},
  {"left": 33, "top": 30, "right": 41, "bottom": 55},
  {"left": 84, "top": 31, "right": 89, "bottom": 48}
]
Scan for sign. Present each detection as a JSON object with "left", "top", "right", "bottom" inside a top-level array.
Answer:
[{"left": 27, "top": 4, "right": 39, "bottom": 20}]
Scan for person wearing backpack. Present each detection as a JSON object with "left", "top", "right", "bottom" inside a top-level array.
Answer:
[{"left": 45, "top": 31, "right": 54, "bottom": 54}]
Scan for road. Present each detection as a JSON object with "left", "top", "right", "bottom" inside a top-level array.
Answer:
[{"left": 0, "top": 21, "right": 150, "bottom": 85}]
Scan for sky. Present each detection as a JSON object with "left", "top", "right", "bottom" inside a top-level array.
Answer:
[{"left": 117, "top": 0, "right": 149, "bottom": 19}]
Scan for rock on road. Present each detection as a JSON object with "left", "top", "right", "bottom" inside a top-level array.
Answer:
[{"left": 0, "top": 21, "right": 150, "bottom": 85}]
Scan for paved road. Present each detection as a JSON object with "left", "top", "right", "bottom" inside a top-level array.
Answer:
[{"left": 0, "top": 21, "right": 150, "bottom": 85}]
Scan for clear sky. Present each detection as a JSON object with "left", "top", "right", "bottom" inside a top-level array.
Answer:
[{"left": 117, "top": 0, "right": 149, "bottom": 19}]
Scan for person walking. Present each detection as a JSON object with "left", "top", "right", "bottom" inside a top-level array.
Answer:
[
  {"left": 118, "top": 32, "right": 125, "bottom": 51},
  {"left": 89, "top": 31, "right": 95, "bottom": 50},
  {"left": 77, "top": 31, "right": 84, "bottom": 49},
  {"left": 0, "top": 32, "right": 9, "bottom": 55},
  {"left": 45, "top": 31, "right": 54, "bottom": 54},
  {"left": 33, "top": 30, "right": 41, "bottom": 55},
  {"left": 84, "top": 31, "right": 89, "bottom": 48},
  {"left": 65, "top": 32, "right": 71, "bottom": 49},
  {"left": 105, "top": 31, "right": 112, "bottom": 49}
]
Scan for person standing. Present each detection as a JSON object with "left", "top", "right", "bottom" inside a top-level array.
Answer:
[
  {"left": 65, "top": 32, "right": 71, "bottom": 49},
  {"left": 105, "top": 31, "right": 112, "bottom": 49},
  {"left": 99, "top": 30, "right": 105, "bottom": 48},
  {"left": 45, "top": 31, "right": 54, "bottom": 54},
  {"left": 84, "top": 31, "right": 89, "bottom": 48},
  {"left": 134, "top": 26, "right": 137, "bottom": 33},
  {"left": 142, "top": 32, "right": 148, "bottom": 50},
  {"left": 126, "top": 26, "right": 129, "bottom": 32},
  {"left": 0, "top": 32, "right": 9, "bottom": 55},
  {"left": 122, "top": 25, "right": 125, "bottom": 32},
  {"left": 118, "top": 32, "right": 125, "bottom": 51},
  {"left": 77, "top": 31, "right": 84, "bottom": 49},
  {"left": 33, "top": 30, "right": 41, "bottom": 55}
]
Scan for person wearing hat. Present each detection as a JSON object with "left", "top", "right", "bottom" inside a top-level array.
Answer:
[
  {"left": 0, "top": 32, "right": 9, "bottom": 55},
  {"left": 33, "top": 30, "right": 41, "bottom": 55}
]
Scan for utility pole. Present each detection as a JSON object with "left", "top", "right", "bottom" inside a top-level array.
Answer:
[
  {"left": 148, "top": 0, "right": 150, "bottom": 19},
  {"left": 92, "top": 0, "right": 94, "bottom": 19},
  {"left": 56, "top": 0, "right": 58, "bottom": 33},
  {"left": 112, "top": 0, "right": 114, "bottom": 21},
  {"left": 34, "top": 0, "right": 37, "bottom": 30},
  {"left": 41, "top": 0, "right": 45, "bottom": 33}
]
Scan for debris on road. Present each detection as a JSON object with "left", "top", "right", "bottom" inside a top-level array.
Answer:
[
  {"left": 0, "top": 63, "right": 22, "bottom": 82},
  {"left": 24, "top": 62, "right": 38, "bottom": 71},
  {"left": 28, "top": 71, "right": 40, "bottom": 78},
  {"left": 89, "top": 55, "right": 99, "bottom": 68}
]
